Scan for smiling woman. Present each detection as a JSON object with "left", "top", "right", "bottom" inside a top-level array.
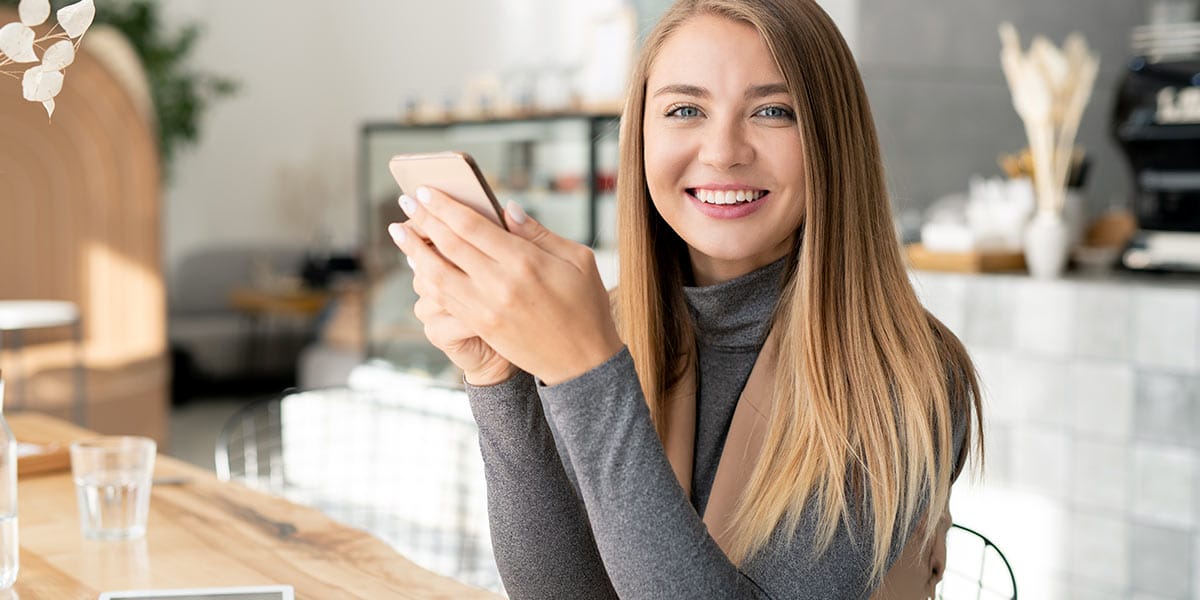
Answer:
[
  {"left": 642, "top": 14, "right": 807, "bottom": 285},
  {"left": 389, "top": 0, "right": 984, "bottom": 598}
]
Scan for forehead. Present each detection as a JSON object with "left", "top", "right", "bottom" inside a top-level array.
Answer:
[{"left": 647, "top": 14, "right": 785, "bottom": 91}]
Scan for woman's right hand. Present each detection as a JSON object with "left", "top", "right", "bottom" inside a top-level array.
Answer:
[{"left": 408, "top": 262, "right": 518, "bottom": 387}]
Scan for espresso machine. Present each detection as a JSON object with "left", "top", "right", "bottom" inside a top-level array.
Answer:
[{"left": 1114, "top": 6, "right": 1200, "bottom": 272}]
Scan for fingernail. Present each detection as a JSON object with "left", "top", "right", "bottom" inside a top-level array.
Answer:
[
  {"left": 416, "top": 187, "right": 432, "bottom": 204},
  {"left": 399, "top": 195, "right": 416, "bottom": 215},
  {"left": 388, "top": 222, "right": 406, "bottom": 243},
  {"left": 506, "top": 199, "right": 528, "bottom": 224}
]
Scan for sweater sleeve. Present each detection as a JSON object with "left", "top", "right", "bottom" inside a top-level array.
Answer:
[
  {"left": 536, "top": 348, "right": 773, "bottom": 599},
  {"left": 465, "top": 370, "right": 618, "bottom": 599}
]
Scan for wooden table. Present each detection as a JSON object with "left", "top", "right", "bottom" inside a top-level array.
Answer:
[{"left": 9, "top": 413, "right": 502, "bottom": 599}]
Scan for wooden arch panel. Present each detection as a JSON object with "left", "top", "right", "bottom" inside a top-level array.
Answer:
[{"left": 0, "top": 8, "right": 167, "bottom": 441}]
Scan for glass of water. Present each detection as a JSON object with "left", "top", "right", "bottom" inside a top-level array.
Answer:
[{"left": 69, "top": 436, "right": 156, "bottom": 541}]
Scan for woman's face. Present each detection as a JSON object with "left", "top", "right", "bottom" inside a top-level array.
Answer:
[{"left": 643, "top": 14, "right": 806, "bottom": 286}]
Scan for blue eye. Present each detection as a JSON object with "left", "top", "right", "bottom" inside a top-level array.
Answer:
[
  {"left": 757, "top": 105, "right": 795, "bottom": 120},
  {"left": 665, "top": 105, "right": 702, "bottom": 119}
]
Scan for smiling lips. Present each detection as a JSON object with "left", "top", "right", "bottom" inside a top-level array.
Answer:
[
  {"left": 685, "top": 186, "right": 772, "bottom": 220},
  {"left": 688, "top": 187, "right": 769, "bottom": 205}
]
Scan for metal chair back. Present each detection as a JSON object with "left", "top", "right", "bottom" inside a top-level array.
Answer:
[
  {"left": 937, "top": 523, "right": 1018, "bottom": 599},
  {"left": 215, "top": 385, "right": 499, "bottom": 590}
]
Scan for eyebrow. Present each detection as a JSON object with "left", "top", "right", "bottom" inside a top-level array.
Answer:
[{"left": 651, "top": 83, "right": 791, "bottom": 100}]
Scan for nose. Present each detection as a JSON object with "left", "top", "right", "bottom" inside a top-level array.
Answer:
[{"left": 698, "top": 116, "right": 754, "bottom": 170}]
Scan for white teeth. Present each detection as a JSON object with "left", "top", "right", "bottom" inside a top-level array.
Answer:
[{"left": 694, "top": 189, "right": 765, "bottom": 205}]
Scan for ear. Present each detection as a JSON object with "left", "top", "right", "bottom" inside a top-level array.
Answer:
[{"left": 924, "top": 506, "right": 953, "bottom": 597}]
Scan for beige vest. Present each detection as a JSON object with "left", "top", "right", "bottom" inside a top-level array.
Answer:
[{"left": 662, "top": 328, "right": 950, "bottom": 599}]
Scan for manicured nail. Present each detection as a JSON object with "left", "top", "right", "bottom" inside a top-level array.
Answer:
[
  {"left": 416, "top": 187, "right": 432, "bottom": 204},
  {"left": 388, "top": 222, "right": 406, "bottom": 243},
  {"left": 399, "top": 195, "right": 416, "bottom": 215},
  {"left": 506, "top": 199, "right": 528, "bottom": 224}
]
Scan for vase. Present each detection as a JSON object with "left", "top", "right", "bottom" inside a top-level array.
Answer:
[{"left": 1024, "top": 210, "right": 1071, "bottom": 279}]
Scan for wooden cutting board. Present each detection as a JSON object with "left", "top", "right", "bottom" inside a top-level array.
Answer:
[
  {"left": 905, "top": 243, "right": 1027, "bottom": 273},
  {"left": 18, "top": 439, "right": 71, "bottom": 477}
]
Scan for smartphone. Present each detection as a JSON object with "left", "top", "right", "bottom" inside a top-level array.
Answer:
[{"left": 388, "top": 151, "right": 508, "bottom": 230}]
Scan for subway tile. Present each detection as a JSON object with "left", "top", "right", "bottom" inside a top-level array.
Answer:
[
  {"left": 971, "top": 349, "right": 1020, "bottom": 425},
  {"left": 1069, "top": 582, "right": 1124, "bottom": 600},
  {"left": 1010, "top": 427, "right": 1071, "bottom": 501},
  {"left": 1132, "top": 445, "right": 1196, "bottom": 529},
  {"left": 1131, "top": 523, "right": 1192, "bottom": 598},
  {"left": 1069, "top": 511, "right": 1129, "bottom": 591},
  {"left": 1195, "top": 534, "right": 1200, "bottom": 600},
  {"left": 1135, "top": 372, "right": 1199, "bottom": 448},
  {"left": 1007, "top": 356, "right": 1072, "bottom": 429},
  {"left": 1072, "top": 361, "right": 1135, "bottom": 440},
  {"left": 1133, "top": 289, "right": 1200, "bottom": 374},
  {"left": 1014, "top": 280, "right": 1076, "bottom": 359},
  {"left": 982, "top": 423, "right": 1011, "bottom": 486},
  {"left": 911, "top": 272, "right": 967, "bottom": 336},
  {"left": 963, "top": 277, "right": 1016, "bottom": 349},
  {"left": 1075, "top": 284, "right": 1133, "bottom": 362},
  {"left": 1072, "top": 437, "right": 1129, "bottom": 513},
  {"left": 1020, "top": 574, "right": 1069, "bottom": 600}
]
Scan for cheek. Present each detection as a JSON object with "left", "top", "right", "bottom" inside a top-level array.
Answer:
[{"left": 642, "top": 139, "right": 676, "bottom": 203}]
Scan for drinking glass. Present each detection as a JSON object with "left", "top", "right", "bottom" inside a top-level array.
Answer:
[{"left": 69, "top": 437, "right": 156, "bottom": 541}]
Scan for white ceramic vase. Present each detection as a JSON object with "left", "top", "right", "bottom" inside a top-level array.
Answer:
[{"left": 1024, "top": 210, "right": 1071, "bottom": 279}]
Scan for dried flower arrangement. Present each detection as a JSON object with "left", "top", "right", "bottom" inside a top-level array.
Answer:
[
  {"left": 0, "top": 0, "right": 93, "bottom": 118},
  {"left": 998, "top": 23, "right": 1100, "bottom": 216}
]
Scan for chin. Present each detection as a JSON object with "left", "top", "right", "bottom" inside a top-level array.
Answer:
[{"left": 689, "top": 241, "right": 777, "bottom": 263}]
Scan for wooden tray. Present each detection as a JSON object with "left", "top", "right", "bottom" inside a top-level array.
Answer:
[
  {"left": 18, "top": 440, "right": 71, "bottom": 477},
  {"left": 905, "top": 243, "right": 1027, "bottom": 273}
]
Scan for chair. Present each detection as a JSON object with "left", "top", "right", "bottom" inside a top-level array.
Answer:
[
  {"left": 936, "top": 523, "right": 1018, "bottom": 599},
  {"left": 214, "top": 384, "right": 500, "bottom": 591}
]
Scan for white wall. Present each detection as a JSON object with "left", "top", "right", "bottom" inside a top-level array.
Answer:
[{"left": 159, "top": 1, "right": 509, "bottom": 298}]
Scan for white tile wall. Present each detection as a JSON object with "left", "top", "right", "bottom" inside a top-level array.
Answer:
[
  {"left": 973, "top": 348, "right": 1022, "bottom": 425},
  {"left": 964, "top": 277, "right": 1016, "bottom": 349},
  {"left": 1014, "top": 280, "right": 1076, "bottom": 359},
  {"left": 1071, "top": 583, "right": 1125, "bottom": 600},
  {"left": 910, "top": 270, "right": 1200, "bottom": 595},
  {"left": 1135, "top": 372, "right": 1198, "bottom": 448},
  {"left": 1131, "top": 523, "right": 1192, "bottom": 598},
  {"left": 1132, "top": 445, "right": 1196, "bottom": 530},
  {"left": 1069, "top": 511, "right": 1130, "bottom": 591},
  {"left": 1133, "top": 289, "right": 1200, "bottom": 374},
  {"left": 1075, "top": 284, "right": 1133, "bottom": 362},
  {"left": 1011, "top": 427, "right": 1072, "bottom": 501},
  {"left": 1071, "top": 361, "right": 1136, "bottom": 440},
  {"left": 1072, "top": 438, "right": 1129, "bottom": 513},
  {"left": 983, "top": 423, "right": 1012, "bottom": 486},
  {"left": 1008, "top": 356, "right": 1072, "bottom": 428},
  {"left": 911, "top": 271, "right": 967, "bottom": 335}
]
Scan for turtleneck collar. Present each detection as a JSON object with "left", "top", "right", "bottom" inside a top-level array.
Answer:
[{"left": 682, "top": 257, "right": 788, "bottom": 350}]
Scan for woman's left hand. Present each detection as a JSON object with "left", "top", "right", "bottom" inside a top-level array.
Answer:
[{"left": 392, "top": 186, "right": 623, "bottom": 386}]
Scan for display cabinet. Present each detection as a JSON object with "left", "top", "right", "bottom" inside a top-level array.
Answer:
[{"left": 358, "top": 114, "right": 620, "bottom": 378}]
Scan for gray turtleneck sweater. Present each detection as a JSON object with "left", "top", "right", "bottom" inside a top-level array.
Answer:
[{"left": 464, "top": 259, "right": 965, "bottom": 599}]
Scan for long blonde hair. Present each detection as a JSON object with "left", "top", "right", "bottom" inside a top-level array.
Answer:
[{"left": 616, "top": 0, "right": 984, "bottom": 583}]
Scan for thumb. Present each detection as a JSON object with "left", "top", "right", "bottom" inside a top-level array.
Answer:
[{"left": 505, "top": 199, "right": 576, "bottom": 256}]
